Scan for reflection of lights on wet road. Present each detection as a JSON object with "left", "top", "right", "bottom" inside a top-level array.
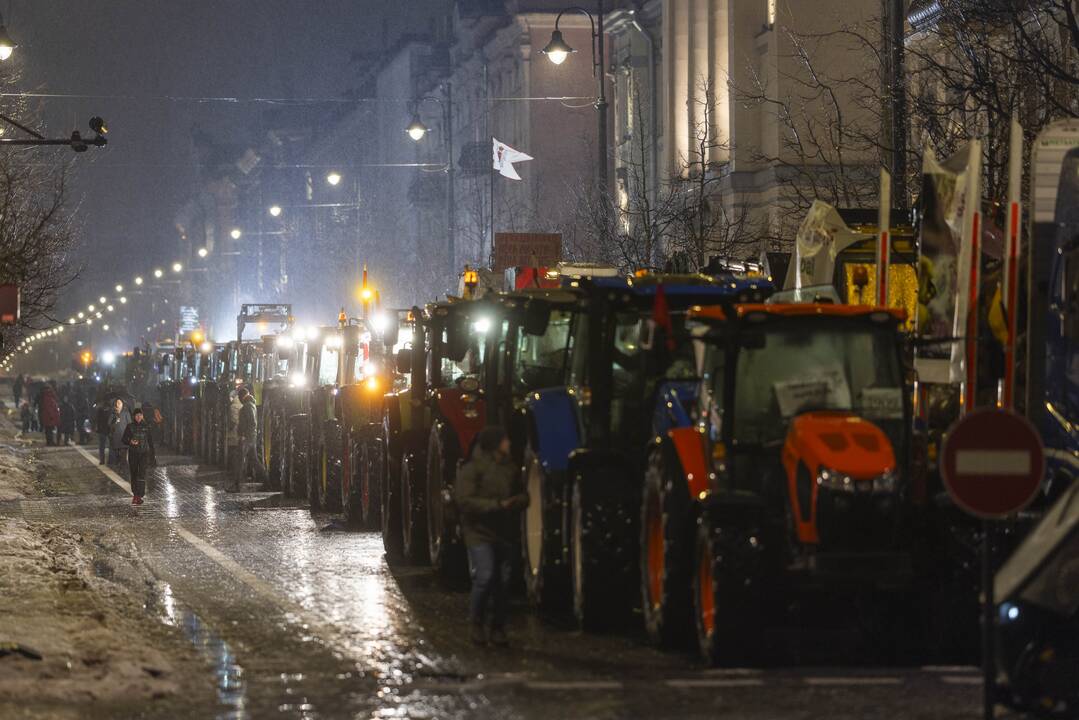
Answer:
[
  {"left": 163, "top": 476, "right": 179, "bottom": 518},
  {"left": 203, "top": 484, "right": 218, "bottom": 534}
]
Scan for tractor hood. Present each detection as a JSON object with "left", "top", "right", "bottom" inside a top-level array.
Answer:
[{"left": 784, "top": 412, "right": 895, "bottom": 480}]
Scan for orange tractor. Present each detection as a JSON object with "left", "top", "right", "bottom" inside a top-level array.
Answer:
[{"left": 643, "top": 301, "right": 931, "bottom": 665}]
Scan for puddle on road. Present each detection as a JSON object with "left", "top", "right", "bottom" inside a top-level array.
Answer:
[{"left": 157, "top": 582, "right": 248, "bottom": 720}]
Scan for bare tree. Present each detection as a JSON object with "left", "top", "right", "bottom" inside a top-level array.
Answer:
[
  {"left": 0, "top": 152, "right": 79, "bottom": 333},
  {"left": 570, "top": 77, "right": 757, "bottom": 273}
]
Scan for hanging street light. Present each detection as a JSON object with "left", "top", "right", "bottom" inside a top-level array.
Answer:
[
  {"left": 406, "top": 115, "right": 428, "bottom": 141},
  {"left": 326, "top": 172, "right": 342, "bottom": 186},
  {"left": 269, "top": 205, "right": 282, "bottom": 217},
  {"left": 540, "top": 30, "right": 575, "bottom": 65},
  {"left": 230, "top": 228, "right": 242, "bottom": 240}
]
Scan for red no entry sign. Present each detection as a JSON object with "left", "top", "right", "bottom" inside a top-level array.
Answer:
[{"left": 941, "top": 408, "right": 1045, "bottom": 519}]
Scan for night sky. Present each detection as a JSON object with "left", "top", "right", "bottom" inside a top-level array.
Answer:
[{"left": 11, "top": 1, "right": 409, "bottom": 313}]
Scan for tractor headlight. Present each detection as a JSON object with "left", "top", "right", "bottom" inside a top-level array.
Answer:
[
  {"left": 873, "top": 468, "right": 899, "bottom": 494},
  {"left": 817, "top": 467, "right": 856, "bottom": 493}
]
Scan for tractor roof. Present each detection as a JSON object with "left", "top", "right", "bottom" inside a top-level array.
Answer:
[{"left": 689, "top": 303, "right": 907, "bottom": 323}]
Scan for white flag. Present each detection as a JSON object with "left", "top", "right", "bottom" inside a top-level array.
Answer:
[{"left": 493, "top": 138, "right": 533, "bottom": 180}]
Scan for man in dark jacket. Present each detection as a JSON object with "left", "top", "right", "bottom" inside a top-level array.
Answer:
[
  {"left": 107, "top": 398, "right": 131, "bottom": 470},
  {"left": 235, "top": 387, "right": 266, "bottom": 489},
  {"left": 122, "top": 408, "right": 154, "bottom": 505},
  {"left": 58, "top": 392, "right": 77, "bottom": 446},
  {"left": 94, "top": 393, "right": 111, "bottom": 464},
  {"left": 455, "top": 426, "right": 529, "bottom": 646},
  {"left": 37, "top": 384, "right": 61, "bottom": 446}
]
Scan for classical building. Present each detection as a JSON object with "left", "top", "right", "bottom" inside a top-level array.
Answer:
[{"left": 608, "top": 0, "right": 881, "bottom": 259}]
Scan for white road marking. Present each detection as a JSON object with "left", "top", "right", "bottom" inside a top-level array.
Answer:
[
  {"left": 525, "top": 681, "right": 624, "bottom": 691},
  {"left": 804, "top": 677, "right": 903, "bottom": 686},
  {"left": 922, "top": 666, "right": 978, "bottom": 673},
  {"left": 72, "top": 443, "right": 342, "bottom": 657},
  {"left": 75, "top": 445, "right": 132, "bottom": 494},
  {"left": 667, "top": 678, "right": 764, "bottom": 688},
  {"left": 941, "top": 676, "right": 983, "bottom": 685},
  {"left": 702, "top": 668, "right": 763, "bottom": 676}
]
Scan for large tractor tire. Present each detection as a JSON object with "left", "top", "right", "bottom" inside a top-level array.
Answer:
[
  {"left": 380, "top": 434, "right": 404, "bottom": 561},
  {"left": 426, "top": 426, "right": 467, "bottom": 585},
  {"left": 319, "top": 422, "right": 343, "bottom": 513},
  {"left": 341, "top": 432, "right": 363, "bottom": 528},
  {"left": 570, "top": 474, "right": 638, "bottom": 632},
  {"left": 400, "top": 452, "right": 430, "bottom": 565},
  {"left": 640, "top": 445, "right": 693, "bottom": 647},
  {"left": 521, "top": 443, "right": 569, "bottom": 612},
  {"left": 360, "top": 431, "right": 382, "bottom": 529},
  {"left": 266, "top": 411, "right": 283, "bottom": 491},
  {"left": 287, "top": 416, "right": 310, "bottom": 500},
  {"left": 693, "top": 512, "right": 766, "bottom": 667}
]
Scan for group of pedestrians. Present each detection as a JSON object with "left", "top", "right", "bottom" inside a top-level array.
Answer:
[
  {"left": 93, "top": 394, "right": 157, "bottom": 505},
  {"left": 13, "top": 375, "right": 93, "bottom": 447}
]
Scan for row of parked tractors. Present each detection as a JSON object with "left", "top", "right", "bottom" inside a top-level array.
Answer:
[{"left": 157, "top": 269, "right": 1002, "bottom": 668}]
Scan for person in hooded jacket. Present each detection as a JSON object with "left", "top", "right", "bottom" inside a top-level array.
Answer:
[
  {"left": 455, "top": 426, "right": 529, "bottom": 647},
  {"left": 59, "top": 391, "right": 77, "bottom": 446},
  {"left": 122, "top": 408, "right": 155, "bottom": 504},
  {"left": 236, "top": 387, "right": 266, "bottom": 488},
  {"left": 108, "top": 398, "right": 132, "bottom": 470},
  {"left": 37, "top": 384, "right": 61, "bottom": 446},
  {"left": 94, "top": 393, "right": 111, "bottom": 463}
]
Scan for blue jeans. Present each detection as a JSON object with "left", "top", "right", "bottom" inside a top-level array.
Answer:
[{"left": 467, "top": 542, "right": 513, "bottom": 629}]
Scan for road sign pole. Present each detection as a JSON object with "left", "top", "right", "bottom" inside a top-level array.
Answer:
[{"left": 981, "top": 519, "right": 995, "bottom": 720}]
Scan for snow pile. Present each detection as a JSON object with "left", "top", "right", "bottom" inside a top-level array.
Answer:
[
  {"left": 0, "top": 516, "right": 214, "bottom": 713},
  {"left": 0, "top": 442, "right": 36, "bottom": 501}
]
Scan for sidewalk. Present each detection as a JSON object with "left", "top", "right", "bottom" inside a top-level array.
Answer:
[{"left": 0, "top": 412, "right": 216, "bottom": 719}]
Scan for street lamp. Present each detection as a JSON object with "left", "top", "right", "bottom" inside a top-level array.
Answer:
[
  {"left": 197, "top": 247, "right": 208, "bottom": 258},
  {"left": 269, "top": 205, "right": 282, "bottom": 218},
  {"left": 134, "top": 276, "right": 144, "bottom": 286},
  {"left": 326, "top": 172, "right": 342, "bottom": 186},
  {"left": 115, "top": 284, "right": 123, "bottom": 293},
  {"left": 406, "top": 115, "right": 428, "bottom": 141},
  {"left": 172, "top": 262, "right": 183, "bottom": 273},
  {"left": 543, "top": 2, "right": 608, "bottom": 190},
  {"left": 541, "top": 30, "right": 574, "bottom": 65},
  {"left": 154, "top": 268, "right": 163, "bottom": 278},
  {"left": 406, "top": 91, "right": 456, "bottom": 271},
  {"left": 230, "top": 228, "right": 242, "bottom": 240},
  {"left": 0, "top": 15, "right": 17, "bottom": 62},
  {"left": 98, "top": 296, "right": 106, "bottom": 304}
]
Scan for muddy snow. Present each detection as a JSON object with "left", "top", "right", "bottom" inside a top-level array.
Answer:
[{"left": 0, "top": 416, "right": 216, "bottom": 719}]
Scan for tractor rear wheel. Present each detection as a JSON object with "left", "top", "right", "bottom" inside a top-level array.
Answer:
[
  {"left": 427, "top": 427, "right": 467, "bottom": 584},
  {"left": 522, "top": 444, "right": 569, "bottom": 612},
  {"left": 571, "top": 475, "right": 636, "bottom": 631},
  {"left": 342, "top": 433, "right": 363, "bottom": 528},
  {"left": 401, "top": 452, "right": 430, "bottom": 565},
  {"left": 640, "top": 446, "right": 693, "bottom": 647},
  {"left": 380, "top": 436, "right": 404, "bottom": 561}
]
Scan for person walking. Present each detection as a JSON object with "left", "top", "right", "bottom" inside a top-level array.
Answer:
[
  {"left": 38, "top": 384, "right": 60, "bottom": 446},
  {"left": 226, "top": 388, "right": 243, "bottom": 490},
  {"left": 58, "top": 392, "right": 77, "bottom": 446},
  {"left": 12, "top": 373, "right": 23, "bottom": 408},
  {"left": 455, "top": 426, "right": 529, "bottom": 647},
  {"left": 19, "top": 400, "right": 32, "bottom": 434},
  {"left": 107, "top": 398, "right": 131, "bottom": 470},
  {"left": 236, "top": 387, "right": 266, "bottom": 489},
  {"left": 94, "top": 394, "right": 111, "bottom": 464},
  {"left": 122, "top": 408, "right": 154, "bottom": 505}
]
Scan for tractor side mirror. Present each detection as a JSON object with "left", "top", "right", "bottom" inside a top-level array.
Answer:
[
  {"left": 384, "top": 317, "right": 400, "bottom": 348},
  {"left": 445, "top": 317, "right": 469, "bottom": 361},
  {"left": 395, "top": 348, "right": 412, "bottom": 374},
  {"left": 523, "top": 300, "right": 551, "bottom": 336}
]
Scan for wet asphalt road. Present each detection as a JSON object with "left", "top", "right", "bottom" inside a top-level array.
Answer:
[{"left": 0, "top": 440, "right": 996, "bottom": 720}]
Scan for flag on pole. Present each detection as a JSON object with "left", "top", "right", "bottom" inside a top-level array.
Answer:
[
  {"left": 877, "top": 169, "right": 892, "bottom": 307},
  {"left": 493, "top": 138, "right": 533, "bottom": 180}
]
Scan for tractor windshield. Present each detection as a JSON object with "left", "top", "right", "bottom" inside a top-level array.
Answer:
[
  {"left": 513, "top": 309, "right": 573, "bottom": 393},
  {"left": 730, "top": 317, "right": 903, "bottom": 445}
]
